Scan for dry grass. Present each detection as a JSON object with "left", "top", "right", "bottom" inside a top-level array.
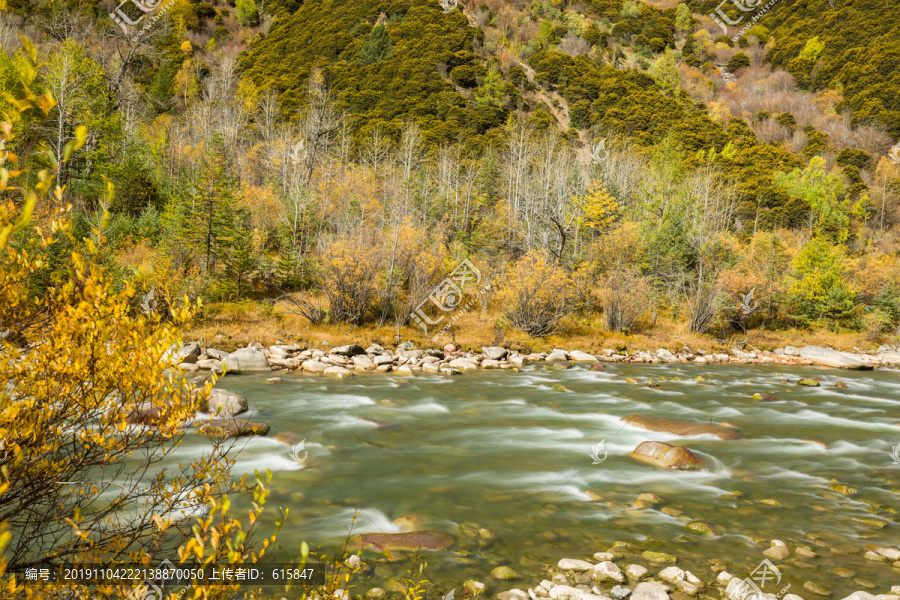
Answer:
[{"left": 183, "top": 298, "right": 883, "bottom": 354}]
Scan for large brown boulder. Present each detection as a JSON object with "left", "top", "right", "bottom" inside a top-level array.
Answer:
[
  {"left": 200, "top": 419, "right": 269, "bottom": 439},
  {"left": 125, "top": 402, "right": 162, "bottom": 425},
  {"left": 622, "top": 414, "right": 742, "bottom": 440},
  {"left": 358, "top": 530, "right": 454, "bottom": 552},
  {"left": 630, "top": 441, "right": 706, "bottom": 470}
]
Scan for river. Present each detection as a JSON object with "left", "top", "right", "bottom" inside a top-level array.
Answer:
[{"left": 185, "top": 363, "right": 900, "bottom": 596}]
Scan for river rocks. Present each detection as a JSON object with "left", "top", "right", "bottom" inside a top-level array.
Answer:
[
  {"left": 483, "top": 346, "right": 509, "bottom": 360},
  {"left": 373, "top": 353, "right": 394, "bottom": 367},
  {"left": 840, "top": 593, "right": 876, "bottom": 600},
  {"left": 611, "top": 586, "right": 631, "bottom": 599},
  {"left": 873, "top": 546, "right": 900, "bottom": 561},
  {"left": 498, "top": 591, "right": 529, "bottom": 600},
  {"left": 763, "top": 540, "right": 790, "bottom": 561},
  {"left": 630, "top": 441, "right": 706, "bottom": 470},
  {"left": 332, "top": 344, "right": 365, "bottom": 356},
  {"left": 658, "top": 567, "right": 700, "bottom": 595},
  {"left": 570, "top": 351, "right": 597, "bottom": 362},
  {"left": 631, "top": 582, "right": 668, "bottom": 600},
  {"left": 625, "top": 565, "right": 648, "bottom": 580},
  {"left": 359, "top": 530, "right": 454, "bottom": 552},
  {"left": 350, "top": 355, "right": 375, "bottom": 370},
  {"left": 550, "top": 585, "right": 590, "bottom": 600},
  {"left": 559, "top": 559, "right": 594, "bottom": 571},
  {"left": 302, "top": 360, "right": 329, "bottom": 373},
  {"left": 752, "top": 393, "right": 780, "bottom": 402},
  {"left": 686, "top": 521, "right": 719, "bottom": 536},
  {"left": 125, "top": 401, "right": 162, "bottom": 425},
  {"left": 622, "top": 414, "right": 742, "bottom": 440},
  {"left": 491, "top": 566, "right": 520, "bottom": 580},
  {"left": 803, "top": 582, "right": 831, "bottom": 597},
  {"left": 640, "top": 551, "right": 676, "bottom": 564},
  {"left": 205, "top": 388, "right": 248, "bottom": 418},
  {"left": 591, "top": 561, "right": 625, "bottom": 583},
  {"left": 799, "top": 346, "right": 872, "bottom": 370},
  {"left": 655, "top": 349, "right": 678, "bottom": 363},
  {"left": 798, "top": 379, "right": 821, "bottom": 387},
  {"left": 223, "top": 348, "right": 271, "bottom": 373},
  {"left": 199, "top": 419, "right": 269, "bottom": 438},
  {"left": 166, "top": 342, "right": 201, "bottom": 365},
  {"left": 546, "top": 350, "right": 569, "bottom": 362}
]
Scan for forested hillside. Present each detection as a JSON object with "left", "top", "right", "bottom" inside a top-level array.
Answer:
[{"left": 1, "top": 0, "right": 900, "bottom": 348}]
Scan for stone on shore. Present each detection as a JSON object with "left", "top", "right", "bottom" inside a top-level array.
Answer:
[
  {"left": 352, "top": 355, "right": 376, "bottom": 370},
  {"left": 223, "top": 348, "right": 271, "bottom": 373},
  {"left": 302, "top": 360, "right": 329, "bottom": 373},
  {"left": 324, "top": 365, "right": 353, "bottom": 378},
  {"left": 332, "top": 344, "right": 365, "bottom": 356},
  {"left": 631, "top": 441, "right": 705, "bottom": 470},
  {"left": 799, "top": 346, "right": 872, "bottom": 370},
  {"left": 166, "top": 342, "right": 201, "bottom": 365},
  {"left": 205, "top": 388, "right": 248, "bottom": 418},
  {"left": 622, "top": 414, "right": 742, "bottom": 440},
  {"left": 483, "top": 346, "right": 509, "bottom": 360},
  {"left": 570, "top": 350, "right": 597, "bottom": 362},
  {"left": 546, "top": 350, "right": 569, "bottom": 362},
  {"left": 199, "top": 419, "right": 269, "bottom": 438}
]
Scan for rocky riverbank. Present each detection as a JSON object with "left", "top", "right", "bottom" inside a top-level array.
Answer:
[
  {"left": 168, "top": 342, "right": 900, "bottom": 378},
  {"left": 477, "top": 545, "right": 900, "bottom": 600}
]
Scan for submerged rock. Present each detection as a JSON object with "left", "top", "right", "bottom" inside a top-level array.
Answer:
[
  {"left": 199, "top": 419, "right": 269, "bottom": 438},
  {"left": 630, "top": 441, "right": 706, "bottom": 470},
  {"left": 491, "top": 566, "right": 520, "bottom": 580},
  {"left": 798, "top": 379, "right": 821, "bottom": 387},
  {"left": 622, "top": 414, "right": 742, "bottom": 440},
  {"left": 358, "top": 530, "right": 454, "bottom": 551},
  {"left": 752, "top": 393, "right": 780, "bottom": 402}
]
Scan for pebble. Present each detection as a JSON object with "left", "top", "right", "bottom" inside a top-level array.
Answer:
[
  {"left": 611, "top": 586, "right": 631, "bottom": 599},
  {"left": 803, "top": 581, "right": 831, "bottom": 597}
]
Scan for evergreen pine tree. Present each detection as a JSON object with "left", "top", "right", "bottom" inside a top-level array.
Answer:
[{"left": 357, "top": 25, "right": 393, "bottom": 66}]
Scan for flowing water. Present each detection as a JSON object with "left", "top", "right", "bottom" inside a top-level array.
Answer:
[{"left": 186, "top": 364, "right": 900, "bottom": 595}]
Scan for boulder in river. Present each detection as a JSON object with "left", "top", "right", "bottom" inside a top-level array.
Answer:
[
  {"left": 200, "top": 419, "right": 269, "bottom": 438},
  {"left": 205, "top": 388, "right": 248, "bottom": 418},
  {"left": 631, "top": 441, "right": 705, "bottom": 470},
  {"left": 125, "top": 401, "right": 162, "bottom": 425},
  {"left": 166, "top": 342, "right": 201, "bottom": 365},
  {"left": 799, "top": 345, "right": 872, "bottom": 370},
  {"left": 358, "top": 530, "right": 454, "bottom": 551},
  {"left": 751, "top": 393, "right": 779, "bottom": 402},
  {"left": 223, "top": 348, "right": 271, "bottom": 373},
  {"left": 622, "top": 414, "right": 742, "bottom": 440}
]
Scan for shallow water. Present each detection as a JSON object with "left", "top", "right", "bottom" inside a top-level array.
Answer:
[{"left": 190, "top": 363, "right": 900, "bottom": 595}]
